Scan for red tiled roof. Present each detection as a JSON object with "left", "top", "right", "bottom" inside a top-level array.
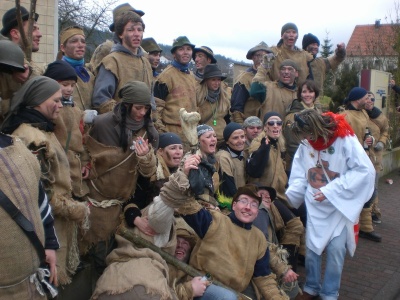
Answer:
[{"left": 347, "top": 24, "right": 398, "bottom": 57}]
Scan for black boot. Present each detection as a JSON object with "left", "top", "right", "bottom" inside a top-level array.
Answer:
[
  {"left": 359, "top": 230, "right": 382, "bottom": 242},
  {"left": 282, "top": 244, "right": 299, "bottom": 272}
]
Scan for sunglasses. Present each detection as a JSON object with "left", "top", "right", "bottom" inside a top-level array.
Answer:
[{"left": 266, "top": 121, "right": 283, "bottom": 126}]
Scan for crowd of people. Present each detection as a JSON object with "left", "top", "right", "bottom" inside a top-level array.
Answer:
[{"left": 0, "top": 3, "right": 390, "bottom": 300}]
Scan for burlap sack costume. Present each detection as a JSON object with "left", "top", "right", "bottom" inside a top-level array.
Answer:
[
  {"left": 196, "top": 82, "right": 231, "bottom": 145},
  {"left": 0, "top": 136, "right": 46, "bottom": 299},
  {"left": 253, "top": 45, "right": 312, "bottom": 85},
  {"left": 13, "top": 123, "right": 89, "bottom": 285},
  {"left": 155, "top": 65, "right": 197, "bottom": 150},
  {"left": 92, "top": 202, "right": 177, "bottom": 300},
  {"left": 53, "top": 105, "right": 90, "bottom": 198},
  {"left": 247, "top": 131, "right": 289, "bottom": 205},
  {"left": 83, "top": 129, "right": 156, "bottom": 247},
  {"left": 231, "top": 70, "right": 256, "bottom": 124}
]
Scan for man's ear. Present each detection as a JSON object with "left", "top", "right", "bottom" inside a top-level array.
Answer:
[{"left": 9, "top": 28, "right": 21, "bottom": 42}]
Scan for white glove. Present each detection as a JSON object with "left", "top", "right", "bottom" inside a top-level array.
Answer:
[
  {"left": 374, "top": 141, "right": 384, "bottom": 151},
  {"left": 84, "top": 109, "right": 98, "bottom": 124}
]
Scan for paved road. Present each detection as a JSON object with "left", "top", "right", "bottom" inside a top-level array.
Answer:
[{"left": 297, "top": 168, "right": 400, "bottom": 300}]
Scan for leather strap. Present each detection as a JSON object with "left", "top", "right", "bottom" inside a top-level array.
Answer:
[{"left": 0, "top": 189, "right": 46, "bottom": 265}]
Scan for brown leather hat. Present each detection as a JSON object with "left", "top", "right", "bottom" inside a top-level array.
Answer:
[
  {"left": 246, "top": 41, "right": 273, "bottom": 60},
  {"left": 109, "top": 3, "right": 144, "bottom": 32},
  {"left": 193, "top": 46, "right": 217, "bottom": 63}
]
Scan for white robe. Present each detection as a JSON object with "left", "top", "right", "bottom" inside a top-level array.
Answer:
[{"left": 286, "top": 135, "right": 375, "bottom": 256}]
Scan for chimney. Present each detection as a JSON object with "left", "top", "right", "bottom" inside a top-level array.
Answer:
[{"left": 375, "top": 19, "right": 381, "bottom": 28}]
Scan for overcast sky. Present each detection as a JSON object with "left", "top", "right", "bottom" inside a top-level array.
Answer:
[{"left": 115, "top": 0, "right": 394, "bottom": 62}]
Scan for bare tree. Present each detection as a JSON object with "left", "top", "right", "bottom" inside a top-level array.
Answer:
[
  {"left": 58, "top": 0, "right": 118, "bottom": 59},
  {"left": 15, "top": 0, "right": 36, "bottom": 62}
]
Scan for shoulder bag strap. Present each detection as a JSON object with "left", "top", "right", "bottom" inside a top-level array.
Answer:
[{"left": 0, "top": 189, "right": 46, "bottom": 265}]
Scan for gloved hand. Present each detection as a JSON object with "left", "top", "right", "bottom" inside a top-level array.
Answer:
[
  {"left": 262, "top": 53, "right": 276, "bottom": 69},
  {"left": 374, "top": 141, "right": 384, "bottom": 151},
  {"left": 250, "top": 82, "right": 267, "bottom": 104}
]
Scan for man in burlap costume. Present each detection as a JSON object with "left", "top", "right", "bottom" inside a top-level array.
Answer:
[
  {"left": 160, "top": 164, "right": 289, "bottom": 300},
  {"left": 230, "top": 41, "right": 273, "bottom": 124},
  {"left": 92, "top": 193, "right": 178, "bottom": 300},
  {"left": 339, "top": 87, "right": 381, "bottom": 242},
  {"left": 0, "top": 6, "right": 43, "bottom": 124},
  {"left": 192, "top": 46, "right": 217, "bottom": 82},
  {"left": 247, "top": 60, "right": 298, "bottom": 121},
  {"left": 92, "top": 9, "right": 153, "bottom": 114},
  {"left": 88, "top": 3, "right": 145, "bottom": 76},
  {"left": 301, "top": 33, "right": 346, "bottom": 97},
  {"left": 0, "top": 132, "right": 59, "bottom": 299},
  {"left": 58, "top": 26, "right": 95, "bottom": 111},
  {"left": 365, "top": 91, "right": 389, "bottom": 224},
  {"left": 0, "top": 39, "right": 26, "bottom": 124},
  {"left": 253, "top": 23, "right": 312, "bottom": 86},
  {"left": 1, "top": 76, "right": 90, "bottom": 289},
  {"left": 153, "top": 36, "right": 198, "bottom": 150},
  {"left": 142, "top": 37, "right": 163, "bottom": 78}
]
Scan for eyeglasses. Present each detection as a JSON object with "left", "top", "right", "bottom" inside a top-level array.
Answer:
[
  {"left": 266, "top": 121, "right": 283, "bottom": 126},
  {"left": 237, "top": 198, "right": 259, "bottom": 209}
]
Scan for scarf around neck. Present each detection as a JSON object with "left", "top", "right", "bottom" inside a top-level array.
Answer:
[
  {"left": 206, "top": 88, "right": 220, "bottom": 103},
  {"left": 62, "top": 56, "right": 90, "bottom": 82},
  {"left": 2, "top": 108, "right": 54, "bottom": 134},
  {"left": 172, "top": 60, "right": 190, "bottom": 74},
  {"left": 308, "top": 112, "right": 355, "bottom": 151}
]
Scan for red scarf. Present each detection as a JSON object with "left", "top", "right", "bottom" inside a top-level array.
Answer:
[{"left": 308, "top": 112, "right": 355, "bottom": 151}]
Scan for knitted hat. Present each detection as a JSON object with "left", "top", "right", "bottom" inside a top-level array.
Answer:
[
  {"left": 171, "top": 36, "right": 195, "bottom": 53},
  {"left": 344, "top": 87, "right": 368, "bottom": 104},
  {"left": 281, "top": 22, "right": 298, "bottom": 36},
  {"left": 243, "top": 116, "right": 262, "bottom": 128},
  {"left": 118, "top": 81, "right": 151, "bottom": 105},
  {"left": 263, "top": 111, "right": 282, "bottom": 125},
  {"left": 192, "top": 46, "right": 217, "bottom": 63},
  {"left": 43, "top": 60, "right": 77, "bottom": 82},
  {"left": 59, "top": 26, "right": 85, "bottom": 45},
  {"left": 1, "top": 6, "right": 39, "bottom": 36},
  {"left": 197, "top": 124, "right": 214, "bottom": 137},
  {"left": 253, "top": 183, "right": 277, "bottom": 201},
  {"left": 223, "top": 122, "right": 243, "bottom": 141},
  {"left": 302, "top": 33, "right": 320, "bottom": 50},
  {"left": 280, "top": 59, "right": 299, "bottom": 71},
  {"left": 232, "top": 184, "right": 262, "bottom": 205},
  {"left": 200, "top": 64, "right": 227, "bottom": 84},
  {"left": 159, "top": 133, "right": 182, "bottom": 148},
  {"left": 141, "top": 37, "right": 162, "bottom": 53},
  {"left": 246, "top": 41, "right": 273, "bottom": 60},
  {"left": 109, "top": 3, "right": 144, "bottom": 32}
]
